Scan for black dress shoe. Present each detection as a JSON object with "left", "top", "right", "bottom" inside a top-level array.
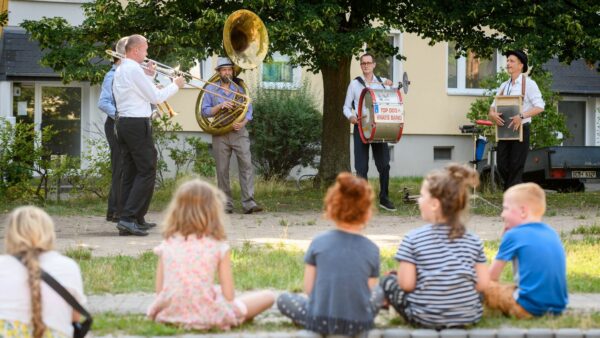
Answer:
[
  {"left": 116, "top": 220, "right": 148, "bottom": 236},
  {"left": 137, "top": 221, "right": 157, "bottom": 230},
  {"left": 243, "top": 205, "right": 264, "bottom": 214},
  {"left": 118, "top": 229, "right": 131, "bottom": 236}
]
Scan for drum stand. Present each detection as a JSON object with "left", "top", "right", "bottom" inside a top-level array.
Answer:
[{"left": 459, "top": 125, "right": 500, "bottom": 210}]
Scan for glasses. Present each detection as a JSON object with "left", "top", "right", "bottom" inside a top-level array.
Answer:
[{"left": 360, "top": 62, "right": 374, "bottom": 66}]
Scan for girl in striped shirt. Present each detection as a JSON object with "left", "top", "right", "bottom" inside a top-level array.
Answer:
[{"left": 381, "top": 164, "right": 490, "bottom": 328}]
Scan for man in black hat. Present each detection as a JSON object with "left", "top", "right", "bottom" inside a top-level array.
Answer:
[{"left": 488, "top": 50, "right": 545, "bottom": 190}]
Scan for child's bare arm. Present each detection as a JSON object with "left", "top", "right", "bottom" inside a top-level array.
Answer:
[
  {"left": 218, "top": 250, "right": 235, "bottom": 301},
  {"left": 368, "top": 277, "right": 379, "bottom": 289},
  {"left": 489, "top": 259, "right": 507, "bottom": 281},
  {"left": 474, "top": 263, "right": 490, "bottom": 291},
  {"left": 398, "top": 261, "right": 417, "bottom": 292},
  {"left": 155, "top": 258, "right": 164, "bottom": 293},
  {"left": 303, "top": 264, "right": 316, "bottom": 295}
]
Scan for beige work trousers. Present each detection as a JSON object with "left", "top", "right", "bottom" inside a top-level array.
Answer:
[{"left": 212, "top": 127, "right": 257, "bottom": 211}]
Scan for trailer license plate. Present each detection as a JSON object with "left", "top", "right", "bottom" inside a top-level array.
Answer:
[{"left": 572, "top": 171, "right": 596, "bottom": 178}]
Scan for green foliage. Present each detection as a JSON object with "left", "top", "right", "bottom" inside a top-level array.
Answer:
[
  {"left": 467, "top": 70, "right": 569, "bottom": 148},
  {"left": 187, "top": 137, "right": 216, "bottom": 178},
  {"left": 152, "top": 115, "right": 182, "bottom": 187},
  {"left": 0, "top": 119, "right": 65, "bottom": 202},
  {"left": 249, "top": 84, "right": 322, "bottom": 180},
  {"left": 0, "top": 10, "right": 7, "bottom": 27},
  {"left": 21, "top": 0, "right": 600, "bottom": 188},
  {"left": 152, "top": 114, "right": 215, "bottom": 182}
]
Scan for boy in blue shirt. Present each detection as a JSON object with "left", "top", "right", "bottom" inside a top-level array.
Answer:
[{"left": 485, "top": 183, "right": 568, "bottom": 318}]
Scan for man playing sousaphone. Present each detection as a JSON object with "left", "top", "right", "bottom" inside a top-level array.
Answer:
[{"left": 201, "top": 57, "right": 263, "bottom": 214}]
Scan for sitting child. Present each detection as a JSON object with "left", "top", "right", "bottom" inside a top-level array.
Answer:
[
  {"left": 381, "top": 164, "right": 489, "bottom": 328},
  {"left": 147, "top": 179, "right": 275, "bottom": 330},
  {"left": 277, "top": 172, "right": 383, "bottom": 337},
  {"left": 484, "top": 182, "right": 568, "bottom": 318}
]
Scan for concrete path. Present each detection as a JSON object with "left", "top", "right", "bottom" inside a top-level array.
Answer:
[
  {"left": 90, "top": 292, "right": 600, "bottom": 337},
  {"left": 1, "top": 212, "right": 598, "bottom": 256},
  {"left": 88, "top": 292, "right": 600, "bottom": 315}
]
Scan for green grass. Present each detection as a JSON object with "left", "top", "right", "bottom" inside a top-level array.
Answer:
[
  {"left": 73, "top": 239, "right": 600, "bottom": 295},
  {"left": 4, "top": 176, "right": 600, "bottom": 217},
  {"left": 91, "top": 311, "right": 600, "bottom": 336},
  {"left": 92, "top": 312, "right": 297, "bottom": 336},
  {"left": 570, "top": 225, "right": 600, "bottom": 236}
]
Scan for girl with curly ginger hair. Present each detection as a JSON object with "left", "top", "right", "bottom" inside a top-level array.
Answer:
[{"left": 277, "top": 172, "right": 383, "bottom": 337}]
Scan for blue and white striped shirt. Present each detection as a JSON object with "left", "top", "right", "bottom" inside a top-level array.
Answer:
[{"left": 395, "top": 224, "right": 487, "bottom": 328}]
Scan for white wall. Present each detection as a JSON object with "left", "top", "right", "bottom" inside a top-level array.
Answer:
[{"left": 8, "top": 0, "right": 88, "bottom": 26}]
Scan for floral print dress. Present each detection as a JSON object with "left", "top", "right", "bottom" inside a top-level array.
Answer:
[{"left": 147, "top": 234, "right": 242, "bottom": 330}]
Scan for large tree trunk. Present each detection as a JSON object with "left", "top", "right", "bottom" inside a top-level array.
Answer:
[{"left": 318, "top": 57, "right": 352, "bottom": 186}]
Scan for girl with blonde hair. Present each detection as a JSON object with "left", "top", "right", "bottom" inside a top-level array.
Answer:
[
  {"left": 0, "top": 206, "right": 85, "bottom": 338},
  {"left": 147, "top": 178, "right": 275, "bottom": 329}
]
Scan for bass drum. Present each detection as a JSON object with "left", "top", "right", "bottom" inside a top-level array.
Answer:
[{"left": 357, "top": 88, "right": 404, "bottom": 144}]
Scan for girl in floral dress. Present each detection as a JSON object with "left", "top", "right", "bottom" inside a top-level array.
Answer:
[{"left": 147, "top": 179, "right": 275, "bottom": 330}]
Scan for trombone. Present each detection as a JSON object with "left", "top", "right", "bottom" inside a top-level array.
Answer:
[{"left": 105, "top": 49, "right": 251, "bottom": 108}]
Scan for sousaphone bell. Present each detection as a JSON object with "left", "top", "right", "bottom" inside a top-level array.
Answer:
[{"left": 195, "top": 10, "right": 269, "bottom": 135}]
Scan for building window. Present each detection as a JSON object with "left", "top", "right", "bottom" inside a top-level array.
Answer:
[
  {"left": 447, "top": 42, "right": 501, "bottom": 95},
  {"left": 12, "top": 82, "right": 82, "bottom": 157},
  {"left": 260, "top": 52, "right": 301, "bottom": 89},
  {"left": 369, "top": 32, "right": 402, "bottom": 83},
  {"left": 433, "top": 146, "right": 453, "bottom": 161}
]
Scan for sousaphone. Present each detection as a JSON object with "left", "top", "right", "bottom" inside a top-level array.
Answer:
[{"left": 195, "top": 10, "right": 269, "bottom": 135}]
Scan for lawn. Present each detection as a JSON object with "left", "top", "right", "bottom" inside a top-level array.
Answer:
[
  {"left": 72, "top": 235, "right": 600, "bottom": 295},
  {"left": 6, "top": 177, "right": 600, "bottom": 218}
]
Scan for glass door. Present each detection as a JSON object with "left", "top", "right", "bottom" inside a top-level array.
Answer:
[{"left": 41, "top": 85, "right": 82, "bottom": 157}]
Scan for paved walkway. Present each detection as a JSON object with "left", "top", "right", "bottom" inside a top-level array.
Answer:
[
  {"left": 90, "top": 292, "right": 600, "bottom": 337},
  {"left": 89, "top": 292, "right": 600, "bottom": 315}
]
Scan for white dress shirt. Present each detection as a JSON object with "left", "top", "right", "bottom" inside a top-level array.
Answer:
[
  {"left": 342, "top": 76, "right": 389, "bottom": 120},
  {"left": 113, "top": 58, "right": 180, "bottom": 118},
  {"left": 492, "top": 75, "right": 545, "bottom": 124}
]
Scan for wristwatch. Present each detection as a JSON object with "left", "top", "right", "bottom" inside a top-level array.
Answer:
[{"left": 519, "top": 113, "right": 525, "bottom": 119}]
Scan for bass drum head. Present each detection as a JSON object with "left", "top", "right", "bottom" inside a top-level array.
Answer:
[{"left": 357, "top": 88, "right": 404, "bottom": 144}]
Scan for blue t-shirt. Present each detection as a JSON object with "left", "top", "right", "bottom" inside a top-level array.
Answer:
[
  {"left": 496, "top": 222, "right": 568, "bottom": 315},
  {"left": 304, "top": 229, "right": 380, "bottom": 335}
]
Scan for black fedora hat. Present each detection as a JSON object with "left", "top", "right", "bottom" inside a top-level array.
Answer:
[{"left": 505, "top": 50, "right": 528, "bottom": 73}]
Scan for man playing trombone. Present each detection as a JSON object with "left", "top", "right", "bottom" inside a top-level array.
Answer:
[
  {"left": 201, "top": 57, "right": 263, "bottom": 214},
  {"left": 98, "top": 36, "right": 128, "bottom": 224},
  {"left": 113, "top": 34, "right": 185, "bottom": 236}
]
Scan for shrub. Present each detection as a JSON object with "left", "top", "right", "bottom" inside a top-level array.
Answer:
[{"left": 249, "top": 83, "right": 322, "bottom": 180}]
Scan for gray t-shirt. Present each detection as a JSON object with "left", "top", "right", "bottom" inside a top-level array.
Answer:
[{"left": 304, "top": 229, "right": 380, "bottom": 335}]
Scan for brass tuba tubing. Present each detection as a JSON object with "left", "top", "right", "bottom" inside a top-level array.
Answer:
[{"left": 105, "top": 50, "right": 250, "bottom": 107}]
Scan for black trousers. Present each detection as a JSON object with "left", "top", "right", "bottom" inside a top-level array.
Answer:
[
  {"left": 497, "top": 123, "right": 530, "bottom": 191},
  {"left": 104, "top": 117, "right": 122, "bottom": 218},
  {"left": 353, "top": 124, "right": 391, "bottom": 202},
  {"left": 116, "top": 118, "right": 157, "bottom": 223}
]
